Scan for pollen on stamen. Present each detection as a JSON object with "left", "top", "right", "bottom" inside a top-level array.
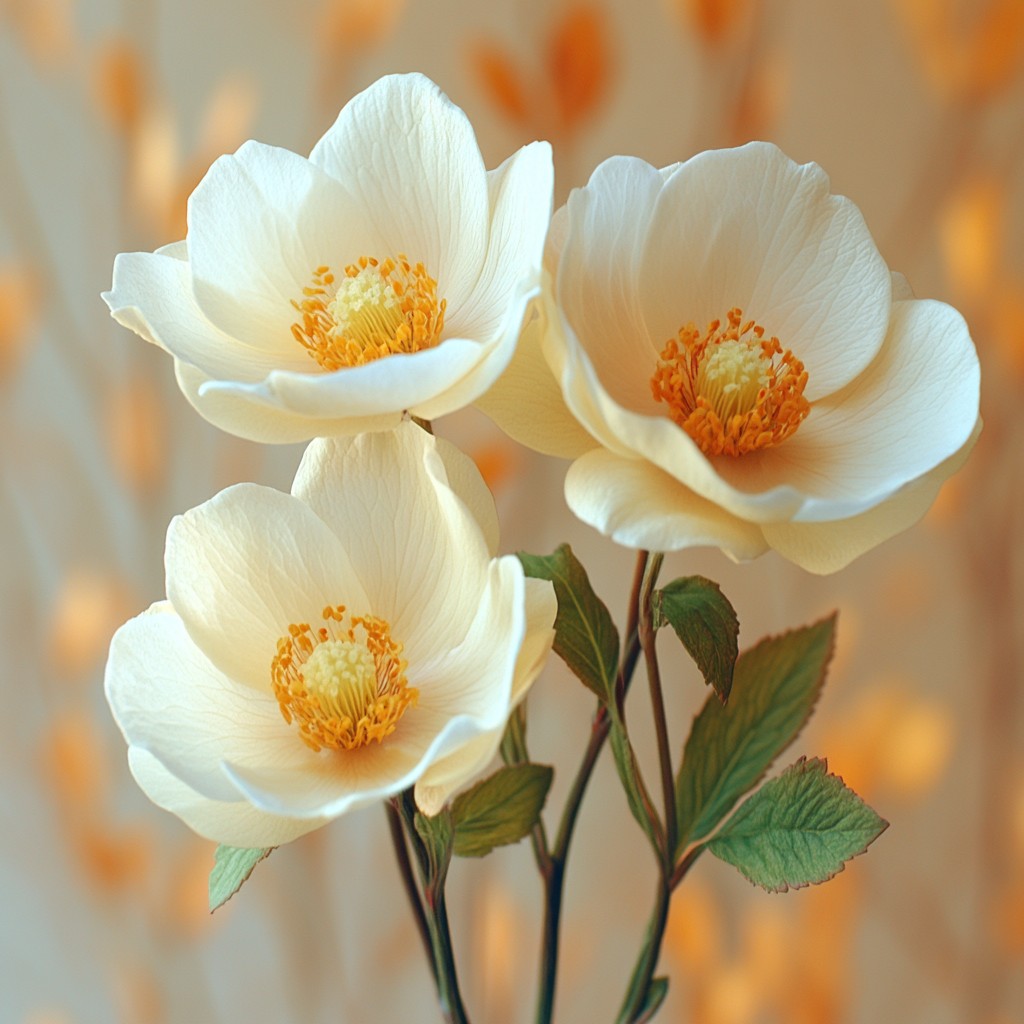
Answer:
[
  {"left": 650, "top": 307, "right": 810, "bottom": 457},
  {"left": 271, "top": 604, "right": 417, "bottom": 753},
  {"left": 290, "top": 255, "right": 447, "bottom": 372}
]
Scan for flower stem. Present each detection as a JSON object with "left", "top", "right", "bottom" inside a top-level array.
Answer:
[
  {"left": 395, "top": 791, "right": 471, "bottom": 1024},
  {"left": 385, "top": 801, "right": 436, "bottom": 984},
  {"left": 637, "top": 552, "right": 673, "bottom": 860},
  {"left": 534, "top": 550, "right": 650, "bottom": 1024}
]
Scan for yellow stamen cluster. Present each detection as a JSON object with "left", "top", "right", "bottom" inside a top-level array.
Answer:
[
  {"left": 271, "top": 605, "right": 417, "bottom": 753},
  {"left": 291, "top": 256, "right": 446, "bottom": 371},
  {"left": 650, "top": 308, "right": 810, "bottom": 457}
]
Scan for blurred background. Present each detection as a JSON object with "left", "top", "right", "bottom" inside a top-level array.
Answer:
[{"left": 1, "top": 0, "right": 1022, "bottom": 1021}]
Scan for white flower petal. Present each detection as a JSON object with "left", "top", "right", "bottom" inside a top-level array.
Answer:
[
  {"left": 309, "top": 73, "right": 489, "bottom": 311},
  {"left": 104, "top": 250, "right": 304, "bottom": 381},
  {"left": 555, "top": 156, "right": 667, "bottom": 411},
  {"left": 106, "top": 604, "right": 313, "bottom": 803},
  {"left": 174, "top": 362, "right": 387, "bottom": 443},
  {"left": 291, "top": 424, "right": 492, "bottom": 664},
  {"left": 565, "top": 449, "right": 770, "bottom": 558},
  {"left": 637, "top": 142, "right": 891, "bottom": 401},
  {"left": 449, "top": 141, "right": 552, "bottom": 339},
  {"left": 414, "top": 556, "right": 525, "bottom": 726},
  {"left": 223, "top": 705, "right": 485, "bottom": 818},
  {"left": 128, "top": 747, "right": 326, "bottom": 847},
  {"left": 257, "top": 339, "right": 484, "bottom": 420},
  {"left": 737, "top": 299, "right": 980, "bottom": 520},
  {"left": 475, "top": 303, "right": 596, "bottom": 460},
  {"left": 166, "top": 483, "right": 368, "bottom": 690},
  {"left": 761, "top": 423, "right": 980, "bottom": 573},
  {"left": 187, "top": 140, "right": 368, "bottom": 354},
  {"left": 414, "top": 572, "right": 557, "bottom": 814},
  {"left": 432, "top": 432, "right": 501, "bottom": 557}
]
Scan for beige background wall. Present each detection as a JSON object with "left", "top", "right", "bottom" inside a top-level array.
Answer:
[{"left": 1, "top": 0, "right": 1022, "bottom": 1021}]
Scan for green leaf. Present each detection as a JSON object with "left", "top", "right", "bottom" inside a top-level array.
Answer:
[
  {"left": 414, "top": 806, "right": 454, "bottom": 882},
  {"left": 654, "top": 576, "right": 739, "bottom": 703},
  {"left": 675, "top": 615, "right": 836, "bottom": 853},
  {"left": 637, "top": 978, "right": 669, "bottom": 1022},
  {"left": 609, "top": 712, "right": 661, "bottom": 853},
  {"left": 518, "top": 545, "right": 619, "bottom": 702},
  {"left": 209, "top": 845, "right": 273, "bottom": 913},
  {"left": 708, "top": 756, "right": 888, "bottom": 892},
  {"left": 451, "top": 764, "right": 553, "bottom": 857}
]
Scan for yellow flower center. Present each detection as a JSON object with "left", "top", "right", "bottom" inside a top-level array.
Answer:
[
  {"left": 271, "top": 605, "right": 417, "bottom": 753},
  {"left": 290, "top": 255, "right": 446, "bottom": 371},
  {"left": 650, "top": 308, "right": 810, "bottom": 457}
]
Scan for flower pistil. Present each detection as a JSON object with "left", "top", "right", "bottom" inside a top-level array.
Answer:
[
  {"left": 651, "top": 307, "right": 810, "bottom": 457},
  {"left": 291, "top": 256, "right": 447, "bottom": 371},
  {"left": 272, "top": 605, "right": 417, "bottom": 752}
]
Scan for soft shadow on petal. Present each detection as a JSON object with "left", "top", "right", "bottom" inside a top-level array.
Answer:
[
  {"left": 223, "top": 704, "right": 484, "bottom": 818},
  {"left": 129, "top": 747, "right": 326, "bottom": 847},
  {"left": 188, "top": 141, "right": 367, "bottom": 354},
  {"left": 292, "top": 424, "right": 492, "bottom": 665},
  {"left": 475, "top": 304, "right": 596, "bottom": 459},
  {"left": 260, "top": 338, "right": 483, "bottom": 419},
  {"left": 556, "top": 156, "right": 665, "bottom": 411},
  {"left": 637, "top": 142, "right": 891, "bottom": 402},
  {"left": 309, "top": 74, "right": 489, "bottom": 312},
  {"left": 174, "top": 363, "right": 386, "bottom": 443},
  {"left": 104, "top": 250, "right": 304, "bottom": 381},
  {"left": 565, "top": 449, "right": 769, "bottom": 558},
  {"left": 106, "top": 604, "right": 314, "bottom": 804},
  {"left": 761, "top": 423, "right": 980, "bottom": 573},
  {"left": 450, "top": 140, "right": 553, "bottom": 340},
  {"left": 414, "top": 556, "right": 525, "bottom": 726},
  {"left": 736, "top": 299, "right": 980, "bottom": 520},
  {"left": 433, "top": 432, "right": 502, "bottom": 557},
  {"left": 166, "top": 483, "right": 369, "bottom": 691}
]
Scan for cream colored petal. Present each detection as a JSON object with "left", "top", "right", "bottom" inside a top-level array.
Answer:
[
  {"left": 737, "top": 299, "right": 980, "bottom": 520},
  {"left": 555, "top": 156, "right": 666, "bottom": 412},
  {"left": 128, "top": 747, "right": 326, "bottom": 847},
  {"left": 309, "top": 74, "right": 489, "bottom": 312},
  {"left": 411, "top": 278, "right": 535, "bottom": 421},
  {"left": 105, "top": 604, "right": 314, "bottom": 804},
  {"left": 448, "top": 141, "right": 552, "bottom": 339},
  {"left": 104, "top": 250, "right": 305, "bottom": 381},
  {"left": 637, "top": 142, "right": 891, "bottom": 401},
  {"left": 413, "top": 556, "right": 525, "bottom": 725},
  {"left": 166, "top": 482, "right": 368, "bottom": 691},
  {"left": 414, "top": 732, "right": 499, "bottom": 816},
  {"left": 256, "top": 338, "right": 484, "bottom": 420},
  {"left": 891, "top": 271, "right": 915, "bottom": 301},
  {"left": 475, "top": 301, "right": 596, "bottom": 459},
  {"left": 433, "top": 432, "right": 501, "bottom": 557},
  {"left": 291, "top": 424, "right": 491, "bottom": 666},
  {"left": 565, "top": 449, "right": 770, "bottom": 558},
  {"left": 187, "top": 140, "right": 368, "bottom": 354},
  {"left": 223, "top": 705, "right": 487, "bottom": 818},
  {"left": 762, "top": 423, "right": 980, "bottom": 573},
  {"left": 174, "top": 362, "right": 392, "bottom": 443}
]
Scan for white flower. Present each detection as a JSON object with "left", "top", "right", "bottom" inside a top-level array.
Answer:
[
  {"left": 480, "top": 144, "right": 981, "bottom": 573},
  {"left": 105, "top": 422, "right": 556, "bottom": 847},
  {"left": 103, "top": 74, "right": 553, "bottom": 443}
]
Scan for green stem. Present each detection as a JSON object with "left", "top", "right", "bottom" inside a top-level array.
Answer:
[
  {"left": 385, "top": 801, "right": 436, "bottom": 985},
  {"left": 395, "top": 791, "right": 471, "bottom": 1024},
  {"left": 616, "top": 879, "right": 671, "bottom": 1024},
  {"left": 534, "top": 551, "right": 650, "bottom": 1024},
  {"left": 425, "top": 884, "right": 471, "bottom": 1024},
  {"left": 637, "top": 552, "right": 673, "bottom": 860}
]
